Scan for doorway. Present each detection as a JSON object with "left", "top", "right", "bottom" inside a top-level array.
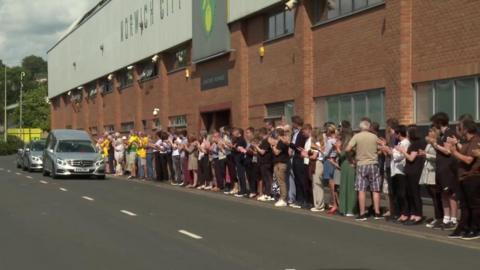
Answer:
[{"left": 201, "top": 110, "right": 231, "bottom": 132}]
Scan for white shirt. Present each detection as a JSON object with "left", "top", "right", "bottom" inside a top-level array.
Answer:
[
  {"left": 314, "top": 141, "right": 324, "bottom": 161},
  {"left": 114, "top": 138, "right": 124, "bottom": 152},
  {"left": 391, "top": 138, "right": 410, "bottom": 177},
  {"left": 154, "top": 139, "right": 166, "bottom": 154},
  {"left": 172, "top": 138, "right": 182, "bottom": 156},
  {"left": 304, "top": 137, "right": 312, "bottom": 165},
  {"left": 292, "top": 129, "right": 300, "bottom": 144}
]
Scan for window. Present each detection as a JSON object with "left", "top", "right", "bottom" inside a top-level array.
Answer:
[
  {"left": 142, "top": 120, "right": 148, "bottom": 131},
  {"left": 415, "top": 76, "right": 479, "bottom": 123},
  {"left": 353, "top": 94, "right": 366, "bottom": 128},
  {"left": 314, "top": 0, "right": 385, "bottom": 23},
  {"left": 266, "top": 101, "right": 295, "bottom": 123},
  {"left": 174, "top": 48, "right": 188, "bottom": 70},
  {"left": 70, "top": 89, "right": 83, "bottom": 103},
  {"left": 153, "top": 119, "right": 161, "bottom": 130},
  {"left": 169, "top": 115, "right": 187, "bottom": 128},
  {"left": 104, "top": 125, "right": 115, "bottom": 133},
  {"left": 322, "top": 89, "right": 384, "bottom": 128},
  {"left": 88, "top": 83, "right": 97, "bottom": 99},
  {"left": 166, "top": 46, "right": 189, "bottom": 72},
  {"left": 101, "top": 79, "right": 114, "bottom": 95},
  {"left": 118, "top": 69, "right": 134, "bottom": 89},
  {"left": 139, "top": 60, "right": 158, "bottom": 82},
  {"left": 266, "top": 8, "right": 295, "bottom": 40},
  {"left": 435, "top": 80, "right": 454, "bottom": 120},
  {"left": 121, "top": 122, "right": 135, "bottom": 133},
  {"left": 456, "top": 78, "right": 476, "bottom": 120}
]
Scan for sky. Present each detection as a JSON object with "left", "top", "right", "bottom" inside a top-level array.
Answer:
[{"left": 0, "top": 0, "right": 98, "bottom": 66}]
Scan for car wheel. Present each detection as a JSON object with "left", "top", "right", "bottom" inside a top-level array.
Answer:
[{"left": 51, "top": 165, "right": 59, "bottom": 179}]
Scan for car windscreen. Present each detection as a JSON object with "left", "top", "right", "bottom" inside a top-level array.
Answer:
[
  {"left": 30, "top": 141, "right": 46, "bottom": 151},
  {"left": 56, "top": 140, "right": 96, "bottom": 153}
]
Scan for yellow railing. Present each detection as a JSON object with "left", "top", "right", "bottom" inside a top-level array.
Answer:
[{"left": 7, "top": 128, "right": 44, "bottom": 143}]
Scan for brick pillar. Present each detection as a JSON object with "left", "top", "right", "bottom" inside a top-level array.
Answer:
[
  {"left": 97, "top": 81, "right": 105, "bottom": 133},
  {"left": 159, "top": 58, "right": 170, "bottom": 132},
  {"left": 299, "top": 1, "right": 314, "bottom": 125},
  {"left": 50, "top": 103, "right": 55, "bottom": 129},
  {"left": 83, "top": 89, "right": 89, "bottom": 131},
  {"left": 134, "top": 67, "right": 143, "bottom": 131},
  {"left": 71, "top": 95, "right": 78, "bottom": 129},
  {"left": 112, "top": 76, "right": 121, "bottom": 131},
  {"left": 238, "top": 21, "right": 250, "bottom": 129},
  {"left": 384, "top": 0, "right": 414, "bottom": 124}
]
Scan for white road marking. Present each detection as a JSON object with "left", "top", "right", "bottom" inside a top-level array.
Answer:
[
  {"left": 26, "top": 176, "right": 33, "bottom": 179},
  {"left": 120, "top": 210, "right": 137, "bottom": 217},
  {"left": 40, "top": 180, "right": 48, "bottom": 184},
  {"left": 178, "top": 230, "right": 203, "bottom": 240},
  {"left": 7, "top": 170, "right": 11, "bottom": 173},
  {"left": 0, "top": 168, "right": 4, "bottom": 170},
  {"left": 59, "top": 188, "right": 68, "bottom": 192},
  {"left": 16, "top": 172, "right": 21, "bottom": 175},
  {"left": 82, "top": 196, "right": 95, "bottom": 201}
]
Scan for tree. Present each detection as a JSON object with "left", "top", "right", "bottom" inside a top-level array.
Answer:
[
  {"left": 0, "top": 55, "right": 49, "bottom": 131},
  {"left": 22, "top": 55, "right": 47, "bottom": 79},
  {"left": 11, "top": 84, "right": 50, "bottom": 131}
]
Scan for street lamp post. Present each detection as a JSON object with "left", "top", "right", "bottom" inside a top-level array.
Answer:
[
  {"left": 3, "top": 66, "right": 6, "bottom": 142},
  {"left": 20, "top": 72, "right": 25, "bottom": 132}
]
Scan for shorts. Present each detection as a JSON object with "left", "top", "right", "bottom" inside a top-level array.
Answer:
[
  {"left": 355, "top": 164, "right": 381, "bottom": 192},
  {"left": 323, "top": 159, "right": 336, "bottom": 180},
  {"left": 126, "top": 152, "right": 136, "bottom": 172},
  {"left": 138, "top": 157, "right": 146, "bottom": 166}
]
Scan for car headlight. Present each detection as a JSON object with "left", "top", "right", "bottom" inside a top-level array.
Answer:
[
  {"left": 95, "top": 159, "right": 105, "bottom": 167},
  {"left": 56, "top": 158, "right": 67, "bottom": 166},
  {"left": 32, "top": 156, "right": 41, "bottom": 162}
]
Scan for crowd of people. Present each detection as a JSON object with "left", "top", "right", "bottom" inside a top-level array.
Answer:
[{"left": 94, "top": 112, "right": 480, "bottom": 241}]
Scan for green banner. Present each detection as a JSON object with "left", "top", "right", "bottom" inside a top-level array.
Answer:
[{"left": 192, "top": 0, "right": 231, "bottom": 63}]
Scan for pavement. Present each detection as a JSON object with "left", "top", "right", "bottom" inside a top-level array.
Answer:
[{"left": 0, "top": 155, "right": 479, "bottom": 270}]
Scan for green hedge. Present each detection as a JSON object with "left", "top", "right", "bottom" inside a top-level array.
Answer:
[{"left": 0, "top": 136, "right": 25, "bottom": 156}]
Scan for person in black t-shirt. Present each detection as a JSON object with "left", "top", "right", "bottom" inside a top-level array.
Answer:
[
  {"left": 232, "top": 128, "right": 248, "bottom": 197},
  {"left": 245, "top": 127, "right": 260, "bottom": 198},
  {"left": 398, "top": 125, "right": 427, "bottom": 225},
  {"left": 270, "top": 128, "right": 290, "bottom": 207},
  {"left": 430, "top": 112, "right": 458, "bottom": 230},
  {"left": 253, "top": 127, "right": 274, "bottom": 201}
]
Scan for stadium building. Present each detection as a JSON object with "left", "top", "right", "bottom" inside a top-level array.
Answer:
[{"left": 48, "top": 0, "right": 480, "bottom": 135}]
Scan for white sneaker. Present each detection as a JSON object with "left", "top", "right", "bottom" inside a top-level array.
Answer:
[
  {"left": 266, "top": 196, "right": 275, "bottom": 201},
  {"left": 345, "top": 213, "right": 355, "bottom": 217},
  {"left": 275, "top": 200, "right": 287, "bottom": 207},
  {"left": 289, "top": 203, "right": 301, "bottom": 209},
  {"left": 197, "top": 185, "right": 205, "bottom": 190},
  {"left": 204, "top": 185, "right": 212, "bottom": 190},
  {"left": 257, "top": 195, "right": 267, "bottom": 201},
  {"left": 310, "top": 207, "right": 325, "bottom": 212}
]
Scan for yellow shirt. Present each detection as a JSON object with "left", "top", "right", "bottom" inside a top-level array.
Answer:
[
  {"left": 100, "top": 139, "right": 110, "bottom": 158},
  {"left": 137, "top": 137, "right": 148, "bottom": 159},
  {"left": 128, "top": 135, "right": 139, "bottom": 153}
]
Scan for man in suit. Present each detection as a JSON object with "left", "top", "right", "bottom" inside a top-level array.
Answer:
[{"left": 289, "top": 116, "right": 308, "bottom": 208}]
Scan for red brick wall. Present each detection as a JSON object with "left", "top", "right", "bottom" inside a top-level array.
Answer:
[
  {"left": 50, "top": 0, "right": 480, "bottom": 132},
  {"left": 313, "top": 6, "right": 386, "bottom": 97},
  {"left": 412, "top": 0, "right": 480, "bottom": 83}
]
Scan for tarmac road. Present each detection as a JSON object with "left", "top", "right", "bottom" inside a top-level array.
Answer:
[{"left": 0, "top": 155, "right": 479, "bottom": 270}]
